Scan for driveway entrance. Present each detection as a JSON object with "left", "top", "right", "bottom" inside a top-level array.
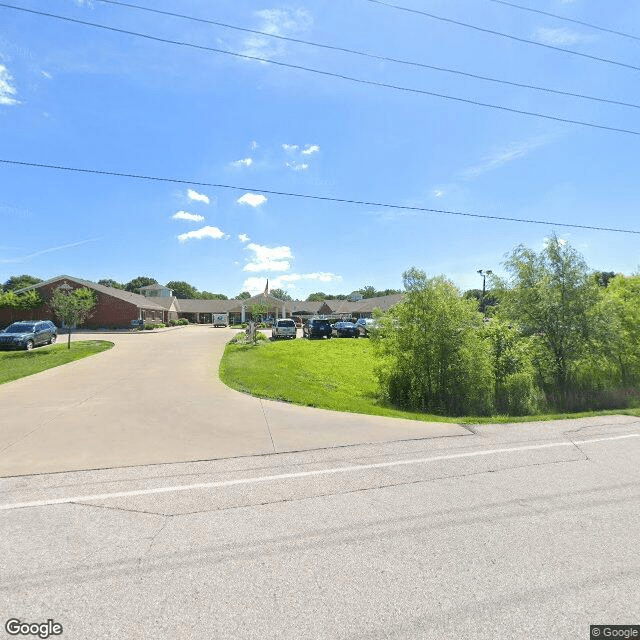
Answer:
[{"left": 0, "top": 326, "right": 468, "bottom": 476}]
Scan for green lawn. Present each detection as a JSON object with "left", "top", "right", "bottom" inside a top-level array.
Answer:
[
  {"left": 219, "top": 336, "right": 640, "bottom": 424},
  {"left": 0, "top": 340, "right": 114, "bottom": 385}
]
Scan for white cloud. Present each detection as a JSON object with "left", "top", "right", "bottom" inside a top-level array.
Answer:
[
  {"left": 243, "top": 260, "right": 290, "bottom": 272},
  {"left": 282, "top": 143, "right": 299, "bottom": 152},
  {"left": 0, "top": 65, "right": 19, "bottom": 106},
  {"left": 241, "top": 9, "right": 313, "bottom": 60},
  {"left": 238, "top": 233, "right": 251, "bottom": 243},
  {"left": 231, "top": 157, "right": 253, "bottom": 167},
  {"left": 433, "top": 189, "right": 445, "bottom": 198},
  {"left": 301, "top": 144, "right": 320, "bottom": 155},
  {"left": 237, "top": 193, "right": 267, "bottom": 207},
  {"left": 244, "top": 241, "right": 293, "bottom": 271},
  {"left": 285, "top": 162, "right": 309, "bottom": 172},
  {"left": 41, "top": 70, "right": 53, "bottom": 80},
  {"left": 461, "top": 136, "right": 552, "bottom": 180},
  {"left": 177, "top": 225, "right": 226, "bottom": 242},
  {"left": 247, "top": 242, "right": 292, "bottom": 262},
  {"left": 173, "top": 211, "right": 205, "bottom": 222},
  {"left": 250, "top": 140, "right": 259, "bottom": 150},
  {"left": 187, "top": 189, "right": 210, "bottom": 204},
  {"left": 0, "top": 239, "right": 96, "bottom": 264},
  {"left": 534, "top": 27, "right": 590, "bottom": 46}
]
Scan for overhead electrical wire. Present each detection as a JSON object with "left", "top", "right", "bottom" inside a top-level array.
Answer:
[
  {"left": 1, "top": 3, "right": 639, "bottom": 137},
  {"left": 60, "top": 0, "right": 638, "bottom": 112},
  {"left": 1, "top": 158, "right": 639, "bottom": 236},
  {"left": 364, "top": 0, "right": 640, "bottom": 73},
  {"left": 484, "top": 0, "right": 640, "bottom": 43}
]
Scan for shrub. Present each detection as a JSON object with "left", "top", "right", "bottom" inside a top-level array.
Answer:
[{"left": 144, "top": 323, "right": 166, "bottom": 330}]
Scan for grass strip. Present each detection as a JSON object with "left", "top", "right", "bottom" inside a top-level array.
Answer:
[
  {"left": 219, "top": 337, "right": 640, "bottom": 424},
  {"left": 0, "top": 340, "right": 114, "bottom": 385}
]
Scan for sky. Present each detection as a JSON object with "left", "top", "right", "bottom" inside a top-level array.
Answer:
[{"left": 1, "top": 0, "right": 639, "bottom": 299}]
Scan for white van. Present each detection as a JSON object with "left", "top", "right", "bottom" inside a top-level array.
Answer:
[{"left": 272, "top": 318, "right": 297, "bottom": 339}]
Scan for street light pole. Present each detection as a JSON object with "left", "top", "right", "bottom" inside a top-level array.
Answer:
[{"left": 477, "top": 269, "right": 493, "bottom": 314}]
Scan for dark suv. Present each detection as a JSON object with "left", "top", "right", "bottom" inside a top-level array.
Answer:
[
  {"left": 0, "top": 320, "right": 58, "bottom": 350},
  {"left": 303, "top": 318, "right": 332, "bottom": 339}
]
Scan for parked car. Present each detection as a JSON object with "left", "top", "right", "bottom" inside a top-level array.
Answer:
[
  {"left": 0, "top": 320, "right": 58, "bottom": 351},
  {"left": 355, "top": 318, "right": 378, "bottom": 337},
  {"left": 272, "top": 318, "right": 297, "bottom": 340},
  {"left": 331, "top": 321, "right": 359, "bottom": 338},
  {"left": 303, "top": 318, "right": 332, "bottom": 339}
]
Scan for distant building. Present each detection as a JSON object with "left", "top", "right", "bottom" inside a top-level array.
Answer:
[{"left": 1, "top": 275, "right": 404, "bottom": 328}]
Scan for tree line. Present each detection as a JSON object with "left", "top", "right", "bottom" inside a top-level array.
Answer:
[
  {"left": 372, "top": 235, "right": 639, "bottom": 417},
  {"left": 2, "top": 275, "right": 402, "bottom": 303}
]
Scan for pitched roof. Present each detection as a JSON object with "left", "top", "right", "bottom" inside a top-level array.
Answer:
[
  {"left": 15, "top": 275, "right": 167, "bottom": 311},
  {"left": 175, "top": 298, "right": 240, "bottom": 313}
]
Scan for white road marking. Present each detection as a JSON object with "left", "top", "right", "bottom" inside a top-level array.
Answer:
[{"left": 1, "top": 434, "right": 637, "bottom": 511}]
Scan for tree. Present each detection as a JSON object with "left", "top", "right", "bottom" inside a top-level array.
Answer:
[
  {"left": 98, "top": 279, "right": 124, "bottom": 290},
  {"left": 270, "top": 288, "right": 292, "bottom": 301},
  {"left": 496, "top": 235, "right": 604, "bottom": 396},
  {"left": 200, "top": 291, "right": 228, "bottom": 300},
  {"left": 598, "top": 274, "right": 640, "bottom": 386},
  {"left": 3, "top": 274, "right": 42, "bottom": 292},
  {"left": 358, "top": 285, "right": 377, "bottom": 299},
  {"left": 592, "top": 271, "right": 616, "bottom": 287},
  {"left": 166, "top": 280, "right": 198, "bottom": 299},
  {"left": 372, "top": 268, "right": 494, "bottom": 416},
  {"left": 235, "top": 291, "right": 251, "bottom": 300},
  {"left": 306, "top": 292, "right": 327, "bottom": 301},
  {"left": 0, "top": 290, "right": 43, "bottom": 322},
  {"left": 125, "top": 277, "right": 157, "bottom": 293},
  {"left": 49, "top": 287, "right": 97, "bottom": 349}
]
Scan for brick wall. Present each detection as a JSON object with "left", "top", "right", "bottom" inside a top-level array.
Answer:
[{"left": 0, "top": 280, "right": 143, "bottom": 329}]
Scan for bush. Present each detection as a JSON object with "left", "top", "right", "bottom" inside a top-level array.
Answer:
[
  {"left": 498, "top": 371, "right": 541, "bottom": 416},
  {"left": 177, "top": 318, "right": 189, "bottom": 325},
  {"left": 144, "top": 323, "right": 166, "bottom": 330}
]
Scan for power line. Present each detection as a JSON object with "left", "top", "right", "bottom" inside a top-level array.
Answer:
[
  {"left": 365, "top": 0, "right": 640, "bottom": 73},
  {"left": 92, "top": 0, "right": 640, "bottom": 111},
  {"left": 2, "top": 3, "right": 639, "bottom": 137},
  {"left": 1, "top": 158, "right": 639, "bottom": 236},
  {"left": 485, "top": 0, "right": 640, "bottom": 43}
]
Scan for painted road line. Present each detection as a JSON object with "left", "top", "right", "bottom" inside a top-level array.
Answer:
[{"left": 1, "top": 434, "right": 638, "bottom": 511}]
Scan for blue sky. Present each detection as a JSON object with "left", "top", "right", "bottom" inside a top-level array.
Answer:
[{"left": 1, "top": 0, "right": 639, "bottom": 298}]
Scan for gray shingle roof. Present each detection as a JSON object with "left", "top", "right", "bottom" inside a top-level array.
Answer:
[{"left": 16, "top": 275, "right": 168, "bottom": 311}]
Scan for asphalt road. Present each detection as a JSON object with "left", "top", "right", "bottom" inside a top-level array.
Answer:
[{"left": 1, "top": 416, "right": 639, "bottom": 639}]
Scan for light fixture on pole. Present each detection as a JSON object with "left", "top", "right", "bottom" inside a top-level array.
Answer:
[{"left": 477, "top": 269, "right": 493, "bottom": 314}]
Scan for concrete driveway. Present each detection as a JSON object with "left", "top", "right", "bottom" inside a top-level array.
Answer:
[{"left": 0, "top": 326, "right": 469, "bottom": 476}]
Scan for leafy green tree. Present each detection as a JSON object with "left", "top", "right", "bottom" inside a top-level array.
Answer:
[
  {"left": 0, "top": 289, "right": 43, "bottom": 322},
  {"left": 166, "top": 280, "right": 198, "bottom": 299},
  {"left": 358, "top": 285, "right": 377, "bottom": 299},
  {"left": 250, "top": 302, "right": 269, "bottom": 322},
  {"left": 3, "top": 274, "right": 42, "bottom": 292},
  {"left": 306, "top": 292, "right": 327, "bottom": 301},
  {"left": 270, "top": 288, "right": 292, "bottom": 301},
  {"left": 496, "top": 235, "right": 604, "bottom": 396},
  {"left": 592, "top": 271, "right": 616, "bottom": 287},
  {"left": 235, "top": 291, "right": 251, "bottom": 300},
  {"left": 98, "top": 279, "right": 124, "bottom": 290},
  {"left": 49, "top": 287, "right": 97, "bottom": 349},
  {"left": 125, "top": 276, "right": 157, "bottom": 293},
  {"left": 598, "top": 274, "right": 640, "bottom": 386},
  {"left": 200, "top": 291, "right": 228, "bottom": 300},
  {"left": 373, "top": 268, "right": 494, "bottom": 416}
]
